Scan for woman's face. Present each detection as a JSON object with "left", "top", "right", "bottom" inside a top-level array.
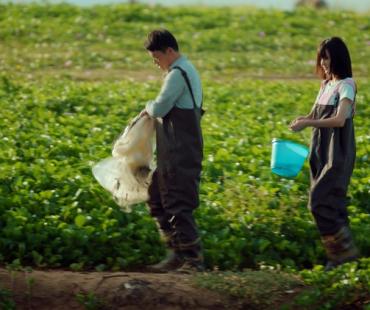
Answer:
[{"left": 320, "top": 49, "right": 331, "bottom": 76}]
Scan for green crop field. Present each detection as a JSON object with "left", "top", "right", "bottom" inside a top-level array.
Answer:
[{"left": 0, "top": 3, "right": 369, "bottom": 308}]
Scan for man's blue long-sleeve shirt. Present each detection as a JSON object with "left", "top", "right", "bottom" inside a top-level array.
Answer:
[{"left": 145, "top": 55, "right": 202, "bottom": 118}]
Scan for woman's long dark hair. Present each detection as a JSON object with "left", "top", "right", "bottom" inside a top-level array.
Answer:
[{"left": 316, "top": 37, "right": 353, "bottom": 80}]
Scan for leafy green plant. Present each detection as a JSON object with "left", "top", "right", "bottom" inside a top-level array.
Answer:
[
  {"left": 0, "top": 4, "right": 369, "bottom": 79},
  {"left": 0, "top": 287, "right": 16, "bottom": 310},
  {"left": 76, "top": 291, "right": 106, "bottom": 310},
  {"left": 0, "top": 76, "right": 368, "bottom": 270},
  {"left": 293, "top": 258, "right": 370, "bottom": 309}
]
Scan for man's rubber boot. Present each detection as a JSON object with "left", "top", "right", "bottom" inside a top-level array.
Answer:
[
  {"left": 174, "top": 238, "right": 205, "bottom": 274},
  {"left": 147, "top": 250, "right": 184, "bottom": 273},
  {"left": 174, "top": 257, "right": 205, "bottom": 274}
]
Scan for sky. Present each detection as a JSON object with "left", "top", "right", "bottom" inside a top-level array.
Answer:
[{"left": 3, "top": 0, "right": 370, "bottom": 12}]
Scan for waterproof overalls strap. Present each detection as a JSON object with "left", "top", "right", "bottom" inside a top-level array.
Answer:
[{"left": 172, "top": 66, "right": 204, "bottom": 111}]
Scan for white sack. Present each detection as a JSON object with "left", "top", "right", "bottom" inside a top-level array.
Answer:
[{"left": 92, "top": 114, "right": 155, "bottom": 211}]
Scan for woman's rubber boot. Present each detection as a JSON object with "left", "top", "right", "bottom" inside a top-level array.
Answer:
[{"left": 321, "top": 226, "right": 359, "bottom": 271}]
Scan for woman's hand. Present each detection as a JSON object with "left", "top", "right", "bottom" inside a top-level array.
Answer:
[{"left": 289, "top": 117, "right": 309, "bottom": 132}]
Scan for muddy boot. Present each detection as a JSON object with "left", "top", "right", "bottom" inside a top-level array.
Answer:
[
  {"left": 147, "top": 249, "right": 184, "bottom": 273},
  {"left": 146, "top": 231, "right": 185, "bottom": 273},
  {"left": 174, "top": 257, "right": 205, "bottom": 274},
  {"left": 174, "top": 238, "right": 205, "bottom": 274},
  {"left": 321, "top": 226, "right": 359, "bottom": 271}
]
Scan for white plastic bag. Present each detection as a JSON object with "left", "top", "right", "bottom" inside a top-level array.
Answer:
[{"left": 92, "top": 114, "right": 155, "bottom": 211}]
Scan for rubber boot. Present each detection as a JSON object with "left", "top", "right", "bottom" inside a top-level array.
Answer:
[
  {"left": 147, "top": 249, "right": 184, "bottom": 273},
  {"left": 321, "top": 226, "right": 359, "bottom": 271},
  {"left": 174, "top": 238, "right": 205, "bottom": 274},
  {"left": 146, "top": 231, "right": 184, "bottom": 273}
]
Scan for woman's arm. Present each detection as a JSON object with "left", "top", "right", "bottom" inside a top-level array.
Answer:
[
  {"left": 290, "top": 98, "right": 352, "bottom": 132},
  {"left": 289, "top": 104, "right": 315, "bottom": 127},
  {"left": 305, "top": 105, "right": 316, "bottom": 119}
]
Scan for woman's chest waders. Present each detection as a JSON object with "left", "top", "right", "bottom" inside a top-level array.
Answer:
[{"left": 309, "top": 80, "right": 356, "bottom": 235}]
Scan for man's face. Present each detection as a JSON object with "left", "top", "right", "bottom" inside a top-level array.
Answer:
[{"left": 149, "top": 49, "right": 171, "bottom": 71}]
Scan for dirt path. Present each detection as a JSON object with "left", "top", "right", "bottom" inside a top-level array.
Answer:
[
  {"left": 0, "top": 268, "right": 242, "bottom": 309},
  {"left": 0, "top": 267, "right": 308, "bottom": 309}
]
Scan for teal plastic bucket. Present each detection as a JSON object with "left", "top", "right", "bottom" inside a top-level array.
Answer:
[{"left": 271, "top": 139, "right": 309, "bottom": 177}]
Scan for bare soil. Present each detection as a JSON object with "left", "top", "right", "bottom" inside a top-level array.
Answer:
[{"left": 0, "top": 267, "right": 304, "bottom": 310}]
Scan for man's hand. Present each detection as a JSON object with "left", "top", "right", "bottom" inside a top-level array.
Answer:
[{"left": 139, "top": 109, "right": 149, "bottom": 118}]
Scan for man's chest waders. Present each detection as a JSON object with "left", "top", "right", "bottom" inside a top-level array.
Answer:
[{"left": 147, "top": 66, "right": 204, "bottom": 261}]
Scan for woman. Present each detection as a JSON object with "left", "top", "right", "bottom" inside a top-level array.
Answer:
[{"left": 290, "top": 37, "right": 359, "bottom": 270}]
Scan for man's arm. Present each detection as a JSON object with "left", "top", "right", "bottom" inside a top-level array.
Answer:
[{"left": 146, "top": 69, "right": 185, "bottom": 118}]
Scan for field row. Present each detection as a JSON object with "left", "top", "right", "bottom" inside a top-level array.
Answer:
[{"left": 1, "top": 76, "right": 369, "bottom": 270}]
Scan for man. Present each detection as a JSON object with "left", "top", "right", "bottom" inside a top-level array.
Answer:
[{"left": 142, "top": 29, "right": 204, "bottom": 273}]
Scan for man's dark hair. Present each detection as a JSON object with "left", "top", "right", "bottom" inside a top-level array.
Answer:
[
  {"left": 316, "top": 37, "right": 352, "bottom": 79},
  {"left": 144, "top": 29, "right": 179, "bottom": 52}
]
